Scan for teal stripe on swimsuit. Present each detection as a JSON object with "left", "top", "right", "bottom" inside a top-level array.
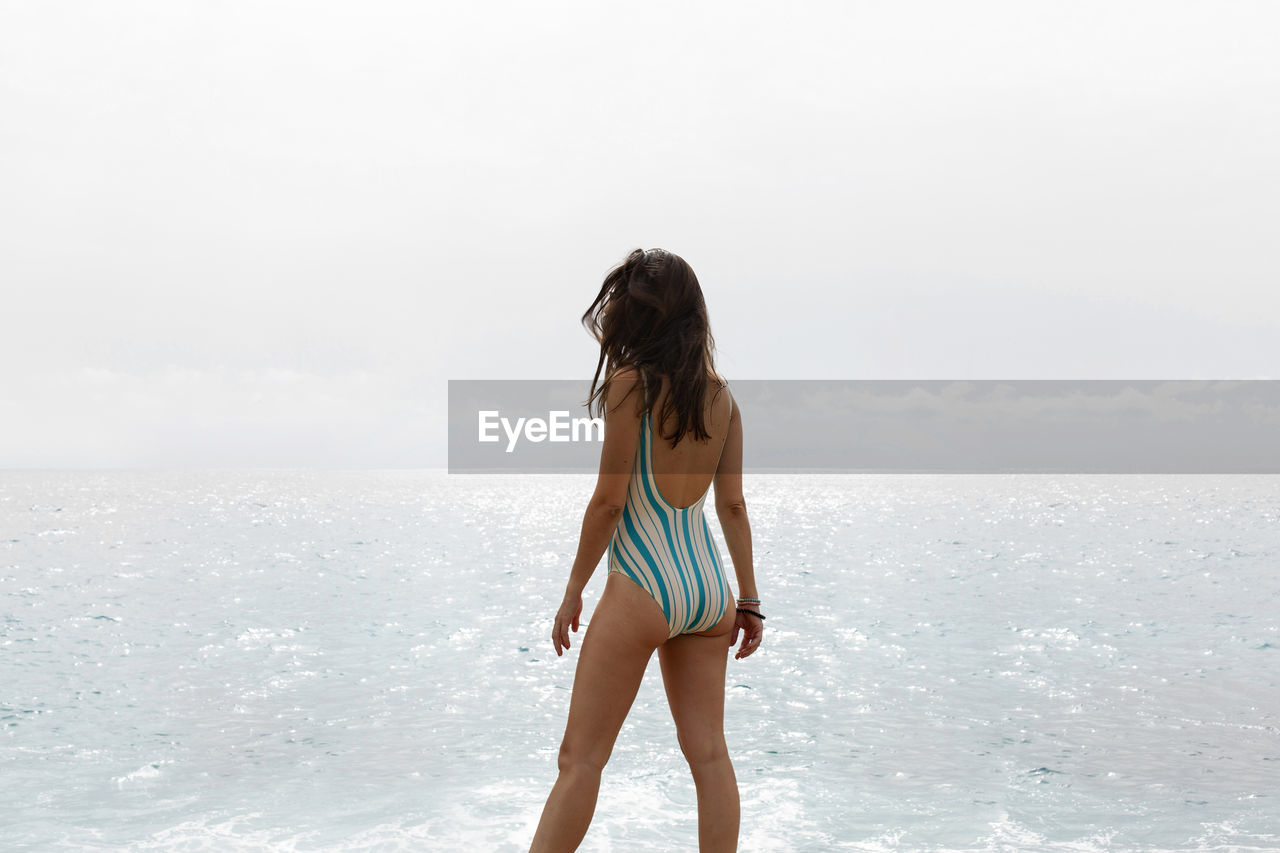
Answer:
[{"left": 607, "top": 401, "right": 732, "bottom": 639}]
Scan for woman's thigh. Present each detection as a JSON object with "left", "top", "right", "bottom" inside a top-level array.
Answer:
[
  {"left": 558, "top": 572, "right": 670, "bottom": 767},
  {"left": 657, "top": 599, "right": 735, "bottom": 762}
]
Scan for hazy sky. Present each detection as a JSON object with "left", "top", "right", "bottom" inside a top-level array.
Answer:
[{"left": 3, "top": 1, "right": 1277, "bottom": 467}]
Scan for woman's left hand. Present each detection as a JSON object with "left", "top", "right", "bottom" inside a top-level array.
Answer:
[{"left": 552, "top": 592, "right": 583, "bottom": 656}]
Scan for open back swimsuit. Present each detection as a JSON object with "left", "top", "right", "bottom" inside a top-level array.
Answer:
[{"left": 607, "top": 377, "right": 734, "bottom": 639}]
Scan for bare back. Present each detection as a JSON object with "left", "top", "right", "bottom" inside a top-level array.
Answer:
[{"left": 645, "top": 373, "right": 734, "bottom": 509}]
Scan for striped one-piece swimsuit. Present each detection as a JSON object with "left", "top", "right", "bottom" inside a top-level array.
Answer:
[{"left": 607, "top": 392, "right": 734, "bottom": 639}]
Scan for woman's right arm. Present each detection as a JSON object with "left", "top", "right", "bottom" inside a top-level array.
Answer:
[{"left": 713, "top": 395, "right": 758, "bottom": 604}]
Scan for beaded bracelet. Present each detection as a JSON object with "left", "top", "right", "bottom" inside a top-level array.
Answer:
[
  {"left": 739, "top": 597, "right": 761, "bottom": 604},
  {"left": 736, "top": 608, "right": 766, "bottom": 621}
]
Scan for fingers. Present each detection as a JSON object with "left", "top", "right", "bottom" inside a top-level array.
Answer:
[
  {"left": 553, "top": 612, "right": 579, "bottom": 657},
  {"left": 733, "top": 628, "right": 763, "bottom": 660},
  {"left": 553, "top": 617, "right": 569, "bottom": 656}
]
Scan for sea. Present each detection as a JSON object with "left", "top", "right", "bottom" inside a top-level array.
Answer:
[{"left": 2, "top": 470, "right": 1277, "bottom": 852}]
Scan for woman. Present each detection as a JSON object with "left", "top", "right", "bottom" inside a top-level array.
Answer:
[{"left": 529, "top": 248, "right": 764, "bottom": 852}]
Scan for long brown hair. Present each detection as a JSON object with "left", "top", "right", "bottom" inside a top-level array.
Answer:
[{"left": 582, "top": 247, "right": 725, "bottom": 446}]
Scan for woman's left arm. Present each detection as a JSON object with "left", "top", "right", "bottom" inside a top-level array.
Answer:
[{"left": 552, "top": 369, "right": 642, "bottom": 655}]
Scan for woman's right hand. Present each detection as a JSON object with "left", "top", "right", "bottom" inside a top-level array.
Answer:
[
  {"left": 552, "top": 592, "right": 583, "bottom": 657},
  {"left": 731, "top": 609, "right": 764, "bottom": 659}
]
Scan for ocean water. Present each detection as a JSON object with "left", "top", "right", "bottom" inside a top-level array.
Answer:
[{"left": 2, "top": 470, "right": 1277, "bottom": 852}]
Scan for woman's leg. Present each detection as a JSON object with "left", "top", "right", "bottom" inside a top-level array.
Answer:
[
  {"left": 657, "top": 600, "right": 739, "bottom": 853},
  {"left": 530, "top": 572, "right": 669, "bottom": 853}
]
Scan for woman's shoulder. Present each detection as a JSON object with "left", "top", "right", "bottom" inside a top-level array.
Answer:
[
  {"left": 611, "top": 364, "right": 642, "bottom": 384},
  {"left": 711, "top": 372, "right": 732, "bottom": 401},
  {"left": 609, "top": 364, "right": 645, "bottom": 396},
  {"left": 604, "top": 365, "right": 646, "bottom": 412}
]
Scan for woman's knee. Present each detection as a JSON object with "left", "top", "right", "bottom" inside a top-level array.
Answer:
[
  {"left": 677, "top": 731, "right": 729, "bottom": 769},
  {"left": 557, "top": 737, "right": 611, "bottom": 775}
]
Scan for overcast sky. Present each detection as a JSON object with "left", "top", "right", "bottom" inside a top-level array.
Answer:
[{"left": 3, "top": 1, "right": 1277, "bottom": 468}]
